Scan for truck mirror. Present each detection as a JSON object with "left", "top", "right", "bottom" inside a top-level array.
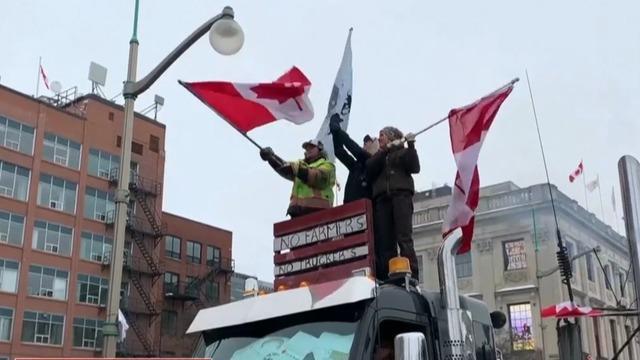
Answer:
[
  {"left": 490, "top": 310, "right": 507, "bottom": 329},
  {"left": 394, "top": 332, "right": 429, "bottom": 360}
]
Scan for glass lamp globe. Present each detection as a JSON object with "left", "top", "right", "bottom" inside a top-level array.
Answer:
[{"left": 209, "top": 17, "right": 244, "bottom": 56}]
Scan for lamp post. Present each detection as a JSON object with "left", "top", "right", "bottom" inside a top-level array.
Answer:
[{"left": 101, "top": 2, "right": 244, "bottom": 357}]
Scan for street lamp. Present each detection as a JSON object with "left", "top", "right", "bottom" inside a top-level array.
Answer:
[{"left": 102, "top": 2, "right": 243, "bottom": 357}]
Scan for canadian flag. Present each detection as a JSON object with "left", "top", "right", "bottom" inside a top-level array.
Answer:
[
  {"left": 541, "top": 301, "right": 601, "bottom": 318},
  {"left": 442, "top": 84, "right": 514, "bottom": 254},
  {"left": 180, "top": 67, "right": 314, "bottom": 133},
  {"left": 569, "top": 161, "right": 584, "bottom": 183},
  {"left": 39, "top": 64, "right": 50, "bottom": 90}
]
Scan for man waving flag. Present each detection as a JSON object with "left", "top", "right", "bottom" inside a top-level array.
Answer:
[{"left": 315, "top": 28, "right": 353, "bottom": 161}]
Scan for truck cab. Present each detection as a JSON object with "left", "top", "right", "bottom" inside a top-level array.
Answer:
[{"left": 188, "top": 200, "right": 505, "bottom": 359}]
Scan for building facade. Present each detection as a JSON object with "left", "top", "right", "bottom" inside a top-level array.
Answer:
[
  {"left": 414, "top": 182, "right": 638, "bottom": 360},
  {"left": 0, "top": 85, "right": 233, "bottom": 359},
  {"left": 230, "top": 272, "right": 274, "bottom": 302}
]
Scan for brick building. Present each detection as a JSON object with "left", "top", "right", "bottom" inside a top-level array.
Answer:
[{"left": 0, "top": 84, "right": 233, "bottom": 359}]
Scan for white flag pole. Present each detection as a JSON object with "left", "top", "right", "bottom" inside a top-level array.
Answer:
[
  {"left": 597, "top": 175, "right": 605, "bottom": 221},
  {"left": 35, "top": 56, "right": 42, "bottom": 98}
]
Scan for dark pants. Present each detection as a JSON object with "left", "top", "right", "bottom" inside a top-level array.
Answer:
[{"left": 373, "top": 192, "right": 419, "bottom": 281}]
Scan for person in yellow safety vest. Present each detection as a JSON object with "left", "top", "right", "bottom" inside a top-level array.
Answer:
[{"left": 259, "top": 139, "right": 336, "bottom": 218}]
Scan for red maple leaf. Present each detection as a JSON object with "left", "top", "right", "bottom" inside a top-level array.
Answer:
[{"left": 250, "top": 82, "right": 305, "bottom": 110}]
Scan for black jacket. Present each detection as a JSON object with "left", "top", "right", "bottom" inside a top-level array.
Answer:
[
  {"left": 366, "top": 142, "right": 420, "bottom": 199},
  {"left": 332, "top": 128, "right": 372, "bottom": 203}
]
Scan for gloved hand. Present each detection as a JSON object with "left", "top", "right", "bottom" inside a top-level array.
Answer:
[
  {"left": 259, "top": 147, "right": 274, "bottom": 161},
  {"left": 405, "top": 132, "right": 416, "bottom": 143},
  {"left": 329, "top": 114, "right": 343, "bottom": 134},
  {"left": 390, "top": 139, "right": 403, "bottom": 147}
]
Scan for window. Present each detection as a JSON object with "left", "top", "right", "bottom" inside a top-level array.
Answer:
[
  {"left": 593, "top": 317, "right": 602, "bottom": 358},
  {"left": 84, "top": 187, "right": 114, "bottom": 222},
  {"left": 566, "top": 242, "right": 575, "bottom": 272},
  {"left": 37, "top": 174, "right": 77, "bottom": 214},
  {"left": 604, "top": 265, "right": 612, "bottom": 290},
  {"left": 21, "top": 311, "right": 64, "bottom": 345},
  {"left": 131, "top": 142, "right": 143, "bottom": 155},
  {"left": 27, "top": 265, "right": 68, "bottom": 300},
  {"left": 165, "top": 236, "right": 181, "bottom": 259},
  {"left": 610, "top": 320, "right": 618, "bottom": 357},
  {"left": 32, "top": 220, "right": 73, "bottom": 256},
  {"left": 149, "top": 135, "right": 160, "bottom": 153},
  {"left": 0, "top": 160, "right": 30, "bottom": 201},
  {"left": 88, "top": 149, "right": 119, "bottom": 179},
  {"left": 0, "top": 210, "right": 25, "bottom": 246},
  {"left": 503, "top": 239, "right": 527, "bottom": 271},
  {"left": 186, "top": 276, "right": 198, "bottom": 298},
  {"left": 164, "top": 272, "right": 179, "bottom": 294},
  {"left": 0, "top": 259, "right": 19, "bottom": 293},
  {"left": 455, "top": 252, "right": 472, "bottom": 278},
  {"left": 72, "top": 317, "right": 103, "bottom": 350},
  {"left": 206, "top": 281, "right": 219, "bottom": 303},
  {"left": 417, "top": 254, "right": 424, "bottom": 283},
  {"left": 206, "top": 245, "right": 220, "bottom": 266},
  {"left": 77, "top": 274, "right": 108, "bottom": 306},
  {"left": 80, "top": 232, "right": 113, "bottom": 263},
  {"left": 508, "top": 303, "right": 534, "bottom": 351},
  {"left": 586, "top": 253, "right": 595, "bottom": 282},
  {"left": 42, "top": 133, "right": 81, "bottom": 169},
  {"left": 0, "top": 116, "right": 35, "bottom": 155},
  {"left": 619, "top": 271, "right": 626, "bottom": 297},
  {"left": 0, "top": 307, "right": 13, "bottom": 341},
  {"left": 187, "top": 241, "right": 201, "bottom": 264},
  {"left": 626, "top": 325, "right": 635, "bottom": 360},
  {"left": 161, "top": 311, "right": 177, "bottom": 336}
]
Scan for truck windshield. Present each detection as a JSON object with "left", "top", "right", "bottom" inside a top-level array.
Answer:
[{"left": 203, "top": 301, "right": 367, "bottom": 360}]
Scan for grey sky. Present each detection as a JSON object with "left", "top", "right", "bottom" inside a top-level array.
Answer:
[{"left": 1, "top": 1, "right": 638, "bottom": 281}]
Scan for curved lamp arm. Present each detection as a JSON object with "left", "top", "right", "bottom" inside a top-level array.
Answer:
[{"left": 123, "top": 6, "right": 235, "bottom": 98}]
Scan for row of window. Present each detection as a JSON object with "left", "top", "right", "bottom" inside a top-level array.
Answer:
[
  {"left": 1, "top": 211, "right": 112, "bottom": 260},
  {"left": 0, "top": 114, "right": 160, "bottom": 168},
  {"left": 1, "top": 208, "right": 220, "bottom": 267},
  {"left": 1, "top": 259, "right": 108, "bottom": 304},
  {"left": 165, "top": 235, "right": 221, "bottom": 265},
  {"left": 163, "top": 272, "right": 219, "bottom": 303},
  {"left": 0, "top": 161, "right": 116, "bottom": 219},
  {"left": 0, "top": 307, "right": 103, "bottom": 350}
]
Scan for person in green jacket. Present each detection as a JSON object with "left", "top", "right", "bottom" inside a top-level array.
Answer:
[{"left": 259, "top": 140, "right": 336, "bottom": 218}]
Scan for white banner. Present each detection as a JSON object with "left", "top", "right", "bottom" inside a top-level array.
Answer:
[{"left": 314, "top": 28, "right": 353, "bottom": 161}]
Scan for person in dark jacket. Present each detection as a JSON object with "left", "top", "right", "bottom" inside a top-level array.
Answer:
[
  {"left": 366, "top": 126, "right": 420, "bottom": 281},
  {"left": 329, "top": 114, "right": 379, "bottom": 203}
]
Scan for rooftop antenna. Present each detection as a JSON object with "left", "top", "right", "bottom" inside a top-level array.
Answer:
[
  {"left": 140, "top": 94, "right": 165, "bottom": 120},
  {"left": 88, "top": 61, "right": 107, "bottom": 98},
  {"left": 50, "top": 81, "right": 62, "bottom": 94}
]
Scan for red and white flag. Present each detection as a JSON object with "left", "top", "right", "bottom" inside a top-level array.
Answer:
[
  {"left": 541, "top": 301, "right": 601, "bottom": 318},
  {"left": 180, "top": 67, "right": 314, "bottom": 133},
  {"left": 442, "top": 84, "right": 514, "bottom": 254},
  {"left": 39, "top": 64, "right": 50, "bottom": 90},
  {"left": 569, "top": 161, "right": 583, "bottom": 182}
]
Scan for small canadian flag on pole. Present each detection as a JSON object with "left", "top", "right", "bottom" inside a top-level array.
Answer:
[
  {"left": 39, "top": 64, "right": 50, "bottom": 90},
  {"left": 568, "top": 160, "right": 583, "bottom": 183}
]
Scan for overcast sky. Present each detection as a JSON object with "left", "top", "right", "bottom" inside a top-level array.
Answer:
[{"left": 1, "top": 1, "right": 638, "bottom": 281}]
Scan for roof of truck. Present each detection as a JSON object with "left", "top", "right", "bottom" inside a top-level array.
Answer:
[{"left": 186, "top": 276, "right": 376, "bottom": 334}]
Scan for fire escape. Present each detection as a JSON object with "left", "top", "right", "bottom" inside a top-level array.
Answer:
[
  {"left": 163, "top": 256, "right": 234, "bottom": 355},
  {"left": 105, "top": 168, "right": 166, "bottom": 356}
]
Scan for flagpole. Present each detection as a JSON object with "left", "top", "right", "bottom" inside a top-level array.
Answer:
[
  {"left": 597, "top": 175, "right": 605, "bottom": 220},
  {"left": 412, "top": 77, "right": 520, "bottom": 138},
  {"left": 582, "top": 169, "right": 589, "bottom": 211},
  {"left": 36, "top": 57, "right": 42, "bottom": 98}
]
